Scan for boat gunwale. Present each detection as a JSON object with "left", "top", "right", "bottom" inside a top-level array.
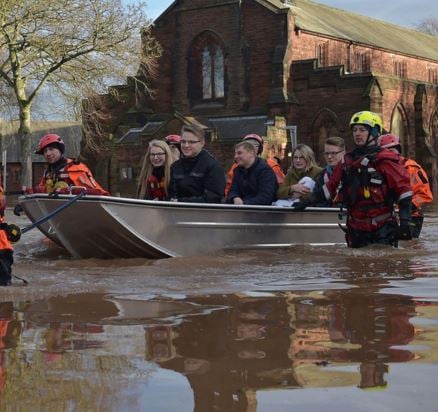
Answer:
[{"left": 19, "top": 194, "right": 344, "bottom": 214}]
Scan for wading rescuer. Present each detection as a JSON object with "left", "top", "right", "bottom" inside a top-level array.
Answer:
[
  {"left": 0, "top": 186, "right": 13, "bottom": 286},
  {"left": 316, "top": 111, "right": 413, "bottom": 248},
  {"left": 378, "top": 133, "right": 433, "bottom": 238},
  {"left": 34, "top": 134, "right": 109, "bottom": 195}
]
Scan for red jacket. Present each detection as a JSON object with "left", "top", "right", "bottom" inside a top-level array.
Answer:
[
  {"left": 324, "top": 147, "right": 412, "bottom": 231},
  {"left": 144, "top": 174, "right": 167, "bottom": 200}
]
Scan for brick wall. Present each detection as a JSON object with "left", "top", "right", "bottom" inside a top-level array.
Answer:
[{"left": 88, "top": 0, "right": 438, "bottom": 195}]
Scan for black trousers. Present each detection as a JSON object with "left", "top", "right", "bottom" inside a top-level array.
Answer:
[
  {"left": 346, "top": 221, "right": 398, "bottom": 248},
  {"left": 0, "top": 249, "right": 13, "bottom": 286},
  {"left": 411, "top": 216, "right": 424, "bottom": 238}
]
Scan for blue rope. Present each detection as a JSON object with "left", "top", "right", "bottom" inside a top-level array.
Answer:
[{"left": 21, "top": 190, "right": 87, "bottom": 234}]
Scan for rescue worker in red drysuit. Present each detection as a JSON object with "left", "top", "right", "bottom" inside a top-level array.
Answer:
[
  {"left": 34, "top": 134, "right": 109, "bottom": 195},
  {"left": 378, "top": 133, "right": 433, "bottom": 238},
  {"left": 0, "top": 185, "right": 14, "bottom": 286},
  {"left": 224, "top": 134, "right": 285, "bottom": 197},
  {"left": 301, "top": 111, "right": 413, "bottom": 248}
]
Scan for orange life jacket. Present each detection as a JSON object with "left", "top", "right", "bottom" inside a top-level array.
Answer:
[
  {"left": 37, "top": 159, "right": 109, "bottom": 195},
  {"left": 0, "top": 186, "right": 12, "bottom": 251},
  {"left": 225, "top": 158, "right": 285, "bottom": 196},
  {"left": 403, "top": 158, "right": 433, "bottom": 216}
]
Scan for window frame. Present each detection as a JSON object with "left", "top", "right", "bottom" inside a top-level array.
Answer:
[{"left": 188, "top": 32, "right": 227, "bottom": 105}]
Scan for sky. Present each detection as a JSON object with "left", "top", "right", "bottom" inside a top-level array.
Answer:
[{"left": 141, "top": 0, "right": 437, "bottom": 30}]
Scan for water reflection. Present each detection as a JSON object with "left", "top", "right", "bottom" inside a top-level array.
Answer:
[
  {"left": 146, "top": 284, "right": 419, "bottom": 410},
  {"left": 0, "top": 277, "right": 437, "bottom": 410}
]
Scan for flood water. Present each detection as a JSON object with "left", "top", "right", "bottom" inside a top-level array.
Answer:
[{"left": 1, "top": 206, "right": 438, "bottom": 411}]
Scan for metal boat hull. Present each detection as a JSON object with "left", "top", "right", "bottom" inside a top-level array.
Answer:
[{"left": 19, "top": 194, "right": 346, "bottom": 259}]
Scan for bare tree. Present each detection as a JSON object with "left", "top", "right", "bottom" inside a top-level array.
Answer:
[
  {"left": 0, "top": 0, "right": 160, "bottom": 189},
  {"left": 416, "top": 17, "right": 438, "bottom": 36}
]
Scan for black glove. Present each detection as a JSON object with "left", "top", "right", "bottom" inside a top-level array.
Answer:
[
  {"left": 292, "top": 199, "right": 311, "bottom": 211},
  {"left": 13, "top": 204, "right": 24, "bottom": 216},
  {"left": 398, "top": 219, "right": 413, "bottom": 240},
  {"left": 0, "top": 223, "right": 21, "bottom": 242}
]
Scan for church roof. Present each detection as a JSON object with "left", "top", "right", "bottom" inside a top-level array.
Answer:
[{"left": 262, "top": 0, "right": 438, "bottom": 62}]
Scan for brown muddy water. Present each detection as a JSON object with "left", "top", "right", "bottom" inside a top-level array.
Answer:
[{"left": 1, "top": 206, "right": 438, "bottom": 411}]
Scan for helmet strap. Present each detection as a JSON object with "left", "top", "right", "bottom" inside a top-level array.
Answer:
[{"left": 364, "top": 126, "right": 380, "bottom": 147}]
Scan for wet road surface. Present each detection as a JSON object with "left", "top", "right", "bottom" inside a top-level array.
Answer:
[{"left": 1, "top": 207, "right": 438, "bottom": 411}]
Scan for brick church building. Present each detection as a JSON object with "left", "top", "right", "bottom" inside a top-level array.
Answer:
[{"left": 86, "top": 0, "right": 438, "bottom": 197}]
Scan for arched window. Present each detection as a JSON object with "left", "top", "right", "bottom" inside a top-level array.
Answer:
[
  {"left": 394, "top": 60, "right": 407, "bottom": 78},
  {"left": 312, "top": 110, "right": 340, "bottom": 163},
  {"left": 202, "top": 45, "right": 224, "bottom": 99},
  {"left": 428, "top": 68, "right": 438, "bottom": 83},
  {"left": 431, "top": 110, "right": 438, "bottom": 155},
  {"left": 354, "top": 52, "right": 370, "bottom": 72},
  {"left": 188, "top": 32, "right": 226, "bottom": 104},
  {"left": 316, "top": 42, "right": 329, "bottom": 66},
  {"left": 390, "top": 105, "right": 409, "bottom": 155}
]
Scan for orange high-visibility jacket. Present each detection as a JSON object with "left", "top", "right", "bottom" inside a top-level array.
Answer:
[
  {"left": 37, "top": 159, "right": 109, "bottom": 195},
  {"left": 225, "top": 158, "right": 285, "bottom": 197},
  {"left": 403, "top": 157, "right": 433, "bottom": 214},
  {"left": 0, "top": 186, "right": 13, "bottom": 251}
]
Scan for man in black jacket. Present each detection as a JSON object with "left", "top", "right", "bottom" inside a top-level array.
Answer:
[
  {"left": 168, "top": 125, "right": 225, "bottom": 203},
  {"left": 227, "top": 141, "right": 277, "bottom": 205}
]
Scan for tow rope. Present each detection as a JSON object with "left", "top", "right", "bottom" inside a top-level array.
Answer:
[
  {"left": 4, "top": 190, "right": 87, "bottom": 243},
  {"left": 0, "top": 190, "right": 87, "bottom": 286}
]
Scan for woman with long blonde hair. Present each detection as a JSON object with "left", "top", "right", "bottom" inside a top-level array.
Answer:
[{"left": 137, "top": 140, "right": 173, "bottom": 200}]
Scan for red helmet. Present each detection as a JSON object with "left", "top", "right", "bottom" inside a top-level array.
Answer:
[
  {"left": 165, "top": 134, "right": 181, "bottom": 145},
  {"left": 379, "top": 133, "right": 400, "bottom": 149},
  {"left": 36, "top": 134, "right": 65, "bottom": 154},
  {"left": 243, "top": 134, "right": 263, "bottom": 155}
]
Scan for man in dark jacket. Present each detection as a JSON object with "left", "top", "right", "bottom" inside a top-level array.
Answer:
[
  {"left": 227, "top": 141, "right": 278, "bottom": 205},
  {"left": 168, "top": 125, "right": 225, "bottom": 203}
]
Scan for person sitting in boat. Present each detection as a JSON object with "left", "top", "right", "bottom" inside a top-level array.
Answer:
[
  {"left": 378, "top": 133, "right": 433, "bottom": 238},
  {"left": 293, "top": 136, "right": 346, "bottom": 209},
  {"left": 164, "top": 134, "right": 182, "bottom": 162},
  {"left": 276, "top": 144, "right": 323, "bottom": 202},
  {"left": 34, "top": 134, "right": 109, "bottom": 195},
  {"left": 226, "top": 141, "right": 278, "bottom": 205},
  {"left": 224, "top": 134, "right": 285, "bottom": 197},
  {"left": 137, "top": 140, "right": 173, "bottom": 200},
  {"left": 168, "top": 124, "right": 226, "bottom": 203},
  {"left": 0, "top": 185, "right": 14, "bottom": 286}
]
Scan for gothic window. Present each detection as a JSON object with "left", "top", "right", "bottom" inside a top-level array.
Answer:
[
  {"left": 188, "top": 32, "right": 226, "bottom": 104},
  {"left": 432, "top": 111, "right": 438, "bottom": 154},
  {"left": 317, "top": 43, "right": 329, "bottom": 66},
  {"left": 394, "top": 60, "right": 407, "bottom": 78},
  {"left": 390, "top": 105, "right": 409, "bottom": 154},
  {"left": 312, "top": 111, "right": 340, "bottom": 163},
  {"left": 433, "top": 112, "right": 438, "bottom": 136},
  {"left": 428, "top": 68, "right": 438, "bottom": 83},
  {"left": 355, "top": 52, "right": 370, "bottom": 72}
]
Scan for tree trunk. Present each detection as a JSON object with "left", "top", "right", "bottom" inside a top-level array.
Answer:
[{"left": 19, "top": 105, "right": 33, "bottom": 191}]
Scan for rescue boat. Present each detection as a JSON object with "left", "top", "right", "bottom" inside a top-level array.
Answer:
[{"left": 19, "top": 193, "right": 346, "bottom": 259}]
